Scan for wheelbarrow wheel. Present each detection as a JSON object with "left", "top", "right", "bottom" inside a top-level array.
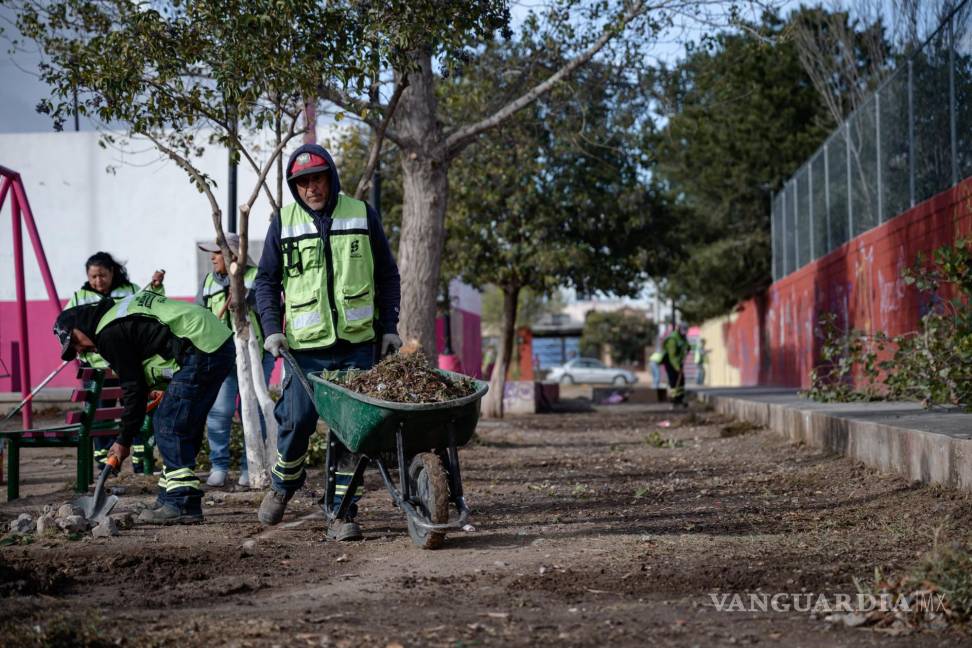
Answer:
[{"left": 407, "top": 453, "right": 449, "bottom": 550}]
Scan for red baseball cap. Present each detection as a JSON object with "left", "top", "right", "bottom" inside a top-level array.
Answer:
[{"left": 288, "top": 152, "right": 329, "bottom": 180}]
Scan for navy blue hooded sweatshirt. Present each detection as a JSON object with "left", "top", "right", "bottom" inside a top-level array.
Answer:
[{"left": 254, "top": 143, "right": 401, "bottom": 346}]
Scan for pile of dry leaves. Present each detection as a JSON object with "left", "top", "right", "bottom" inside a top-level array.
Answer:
[{"left": 335, "top": 352, "right": 477, "bottom": 404}]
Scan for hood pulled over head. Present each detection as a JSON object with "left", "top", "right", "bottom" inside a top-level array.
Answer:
[{"left": 285, "top": 143, "right": 341, "bottom": 217}]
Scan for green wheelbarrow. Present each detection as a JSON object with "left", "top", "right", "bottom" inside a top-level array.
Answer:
[{"left": 282, "top": 350, "right": 488, "bottom": 549}]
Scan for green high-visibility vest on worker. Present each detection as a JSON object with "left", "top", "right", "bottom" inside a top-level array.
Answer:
[
  {"left": 96, "top": 291, "right": 232, "bottom": 389},
  {"left": 70, "top": 283, "right": 139, "bottom": 368},
  {"left": 201, "top": 266, "right": 265, "bottom": 348},
  {"left": 278, "top": 194, "right": 377, "bottom": 349}
]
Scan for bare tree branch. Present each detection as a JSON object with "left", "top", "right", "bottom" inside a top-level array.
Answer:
[
  {"left": 319, "top": 83, "right": 407, "bottom": 148},
  {"left": 242, "top": 109, "right": 304, "bottom": 210},
  {"left": 354, "top": 76, "right": 409, "bottom": 200},
  {"left": 444, "top": 0, "right": 647, "bottom": 157},
  {"left": 142, "top": 131, "right": 229, "bottom": 256}
]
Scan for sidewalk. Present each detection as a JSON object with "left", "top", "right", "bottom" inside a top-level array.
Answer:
[{"left": 694, "top": 387, "right": 972, "bottom": 492}]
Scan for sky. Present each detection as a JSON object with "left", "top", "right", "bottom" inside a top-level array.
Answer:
[{"left": 0, "top": 1, "right": 805, "bottom": 135}]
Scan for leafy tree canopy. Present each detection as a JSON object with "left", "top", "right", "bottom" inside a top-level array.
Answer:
[
  {"left": 646, "top": 9, "right": 834, "bottom": 321},
  {"left": 580, "top": 309, "right": 657, "bottom": 365}
]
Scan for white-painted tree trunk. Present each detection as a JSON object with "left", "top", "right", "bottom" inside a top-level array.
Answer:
[
  {"left": 246, "top": 322, "right": 278, "bottom": 454},
  {"left": 234, "top": 329, "right": 270, "bottom": 490}
]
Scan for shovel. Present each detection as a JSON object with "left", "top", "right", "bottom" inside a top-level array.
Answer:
[{"left": 77, "top": 455, "right": 120, "bottom": 525}]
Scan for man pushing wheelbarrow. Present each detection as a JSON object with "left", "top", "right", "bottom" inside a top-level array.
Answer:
[{"left": 253, "top": 144, "right": 403, "bottom": 541}]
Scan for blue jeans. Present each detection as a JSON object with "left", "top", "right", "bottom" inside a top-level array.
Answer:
[
  {"left": 271, "top": 343, "right": 375, "bottom": 513},
  {"left": 153, "top": 338, "right": 235, "bottom": 510},
  {"left": 206, "top": 352, "right": 276, "bottom": 471},
  {"left": 649, "top": 362, "right": 661, "bottom": 389}
]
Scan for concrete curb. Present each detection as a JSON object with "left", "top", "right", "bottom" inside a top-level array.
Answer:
[{"left": 695, "top": 388, "right": 972, "bottom": 492}]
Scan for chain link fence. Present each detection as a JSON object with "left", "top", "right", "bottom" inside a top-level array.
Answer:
[{"left": 772, "top": 2, "right": 972, "bottom": 280}]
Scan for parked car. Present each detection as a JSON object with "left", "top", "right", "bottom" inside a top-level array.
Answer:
[{"left": 547, "top": 358, "right": 638, "bottom": 385}]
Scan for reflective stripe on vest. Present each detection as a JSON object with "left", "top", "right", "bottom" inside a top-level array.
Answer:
[
  {"left": 97, "top": 291, "right": 231, "bottom": 353},
  {"left": 279, "top": 194, "right": 377, "bottom": 350}
]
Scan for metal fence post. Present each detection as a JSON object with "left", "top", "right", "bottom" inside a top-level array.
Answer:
[
  {"left": 875, "top": 91, "right": 883, "bottom": 223},
  {"left": 908, "top": 58, "right": 916, "bottom": 208},
  {"left": 793, "top": 180, "right": 800, "bottom": 266},
  {"left": 780, "top": 185, "right": 790, "bottom": 276},
  {"left": 824, "top": 141, "right": 831, "bottom": 252},
  {"left": 949, "top": 14, "right": 959, "bottom": 187},
  {"left": 808, "top": 162, "right": 815, "bottom": 260},
  {"left": 770, "top": 196, "right": 777, "bottom": 280},
  {"left": 846, "top": 123, "right": 853, "bottom": 239}
]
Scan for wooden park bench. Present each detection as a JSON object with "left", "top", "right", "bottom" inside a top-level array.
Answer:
[{"left": 1, "top": 367, "right": 157, "bottom": 501}]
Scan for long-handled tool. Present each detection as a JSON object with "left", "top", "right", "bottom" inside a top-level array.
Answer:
[
  {"left": 77, "top": 455, "right": 120, "bottom": 525},
  {"left": 280, "top": 349, "right": 315, "bottom": 400},
  {"left": 0, "top": 360, "right": 70, "bottom": 427}
]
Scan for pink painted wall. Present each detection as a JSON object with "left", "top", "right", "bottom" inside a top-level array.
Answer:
[
  {"left": 720, "top": 177, "right": 972, "bottom": 388},
  {"left": 0, "top": 296, "right": 197, "bottom": 392},
  {"left": 435, "top": 308, "right": 483, "bottom": 378},
  {"left": 2, "top": 298, "right": 482, "bottom": 391}
]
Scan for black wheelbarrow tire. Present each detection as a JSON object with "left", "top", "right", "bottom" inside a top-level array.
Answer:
[{"left": 407, "top": 452, "right": 449, "bottom": 550}]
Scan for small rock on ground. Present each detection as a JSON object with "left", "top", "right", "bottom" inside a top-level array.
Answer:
[
  {"left": 56, "top": 503, "right": 83, "bottom": 519},
  {"left": 35, "top": 514, "right": 56, "bottom": 536},
  {"left": 57, "top": 515, "right": 90, "bottom": 534},
  {"left": 92, "top": 518, "right": 119, "bottom": 538},
  {"left": 8, "top": 513, "right": 35, "bottom": 535}
]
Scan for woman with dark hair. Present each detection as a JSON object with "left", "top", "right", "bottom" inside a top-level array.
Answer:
[
  {"left": 68, "top": 252, "right": 165, "bottom": 470},
  {"left": 67, "top": 252, "right": 163, "bottom": 307}
]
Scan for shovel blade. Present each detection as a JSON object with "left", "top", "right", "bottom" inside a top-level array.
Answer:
[{"left": 76, "top": 492, "right": 119, "bottom": 524}]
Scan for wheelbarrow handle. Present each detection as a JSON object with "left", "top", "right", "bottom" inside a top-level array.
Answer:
[{"left": 280, "top": 348, "right": 316, "bottom": 401}]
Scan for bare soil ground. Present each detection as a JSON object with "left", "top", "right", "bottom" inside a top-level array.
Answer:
[{"left": 2, "top": 403, "right": 971, "bottom": 647}]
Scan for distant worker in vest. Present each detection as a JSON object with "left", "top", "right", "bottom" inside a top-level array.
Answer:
[
  {"left": 254, "top": 144, "right": 402, "bottom": 541},
  {"left": 662, "top": 323, "right": 689, "bottom": 408},
  {"left": 648, "top": 347, "right": 664, "bottom": 389},
  {"left": 68, "top": 251, "right": 165, "bottom": 473},
  {"left": 694, "top": 338, "right": 708, "bottom": 386},
  {"left": 196, "top": 233, "right": 275, "bottom": 488},
  {"left": 53, "top": 291, "right": 234, "bottom": 524}
]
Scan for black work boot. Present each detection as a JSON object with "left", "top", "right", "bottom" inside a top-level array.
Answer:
[
  {"left": 327, "top": 518, "right": 363, "bottom": 542},
  {"left": 137, "top": 503, "right": 203, "bottom": 525},
  {"left": 258, "top": 489, "right": 293, "bottom": 526}
]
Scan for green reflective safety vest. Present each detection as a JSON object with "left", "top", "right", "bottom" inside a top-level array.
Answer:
[
  {"left": 69, "top": 282, "right": 140, "bottom": 369},
  {"left": 279, "top": 194, "right": 377, "bottom": 350},
  {"left": 95, "top": 291, "right": 232, "bottom": 388},
  {"left": 202, "top": 266, "right": 264, "bottom": 348},
  {"left": 649, "top": 350, "right": 664, "bottom": 364},
  {"left": 663, "top": 332, "right": 688, "bottom": 371}
]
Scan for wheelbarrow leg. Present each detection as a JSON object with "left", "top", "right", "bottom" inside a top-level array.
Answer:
[
  {"left": 396, "top": 424, "right": 411, "bottom": 503},
  {"left": 441, "top": 423, "right": 471, "bottom": 520},
  {"left": 334, "top": 455, "right": 368, "bottom": 521},
  {"left": 444, "top": 423, "right": 464, "bottom": 500},
  {"left": 323, "top": 431, "right": 337, "bottom": 521}
]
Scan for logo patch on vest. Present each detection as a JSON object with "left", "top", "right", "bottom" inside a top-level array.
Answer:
[
  {"left": 350, "top": 240, "right": 362, "bottom": 258},
  {"left": 135, "top": 292, "right": 163, "bottom": 309}
]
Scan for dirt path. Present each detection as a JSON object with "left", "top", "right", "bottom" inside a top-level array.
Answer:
[{"left": 2, "top": 404, "right": 970, "bottom": 646}]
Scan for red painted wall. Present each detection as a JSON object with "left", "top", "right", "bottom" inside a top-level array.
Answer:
[{"left": 723, "top": 177, "right": 972, "bottom": 389}]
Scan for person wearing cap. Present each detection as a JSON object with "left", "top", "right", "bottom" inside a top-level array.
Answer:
[
  {"left": 67, "top": 251, "right": 165, "bottom": 473},
  {"left": 53, "top": 292, "right": 234, "bottom": 524},
  {"left": 196, "top": 233, "right": 275, "bottom": 488},
  {"left": 253, "top": 143, "right": 401, "bottom": 541},
  {"left": 662, "top": 323, "right": 690, "bottom": 408}
]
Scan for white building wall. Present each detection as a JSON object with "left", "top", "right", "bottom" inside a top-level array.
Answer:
[{"left": 0, "top": 129, "right": 313, "bottom": 300}]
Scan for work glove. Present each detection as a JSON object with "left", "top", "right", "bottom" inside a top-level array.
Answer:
[
  {"left": 264, "top": 333, "right": 289, "bottom": 358},
  {"left": 381, "top": 333, "right": 403, "bottom": 357}
]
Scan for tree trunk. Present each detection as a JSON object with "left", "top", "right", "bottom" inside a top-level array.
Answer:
[
  {"left": 482, "top": 284, "right": 520, "bottom": 419},
  {"left": 394, "top": 51, "right": 448, "bottom": 357},
  {"left": 233, "top": 330, "right": 269, "bottom": 489}
]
